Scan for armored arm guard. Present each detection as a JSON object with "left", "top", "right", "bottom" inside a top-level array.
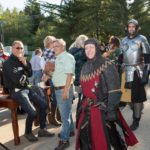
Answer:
[
  {"left": 140, "top": 35, "right": 150, "bottom": 55},
  {"left": 141, "top": 35, "right": 150, "bottom": 84},
  {"left": 102, "top": 62, "right": 122, "bottom": 121},
  {"left": 142, "top": 35, "right": 150, "bottom": 66}
]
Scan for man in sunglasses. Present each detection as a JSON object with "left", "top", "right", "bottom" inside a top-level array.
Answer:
[{"left": 3, "top": 40, "right": 55, "bottom": 142}]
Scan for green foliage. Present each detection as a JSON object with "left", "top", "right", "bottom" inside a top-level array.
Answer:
[
  {"left": 127, "top": 0, "right": 150, "bottom": 40},
  {"left": 24, "top": 0, "right": 43, "bottom": 34},
  {"left": 0, "top": 0, "right": 149, "bottom": 50},
  {"left": 41, "top": 0, "right": 149, "bottom": 44},
  {"left": 31, "top": 19, "right": 56, "bottom": 50},
  {"left": 0, "top": 4, "right": 3, "bottom": 15},
  {"left": 0, "top": 8, "right": 33, "bottom": 46}
]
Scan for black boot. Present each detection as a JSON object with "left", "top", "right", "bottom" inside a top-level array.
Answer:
[
  {"left": 49, "top": 103, "right": 61, "bottom": 126},
  {"left": 130, "top": 103, "right": 143, "bottom": 131},
  {"left": 130, "top": 118, "right": 140, "bottom": 131}
]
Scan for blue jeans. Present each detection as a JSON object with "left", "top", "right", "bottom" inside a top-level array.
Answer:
[
  {"left": 32, "top": 70, "right": 42, "bottom": 86},
  {"left": 55, "top": 86, "right": 74, "bottom": 141},
  {"left": 10, "top": 88, "right": 47, "bottom": 134}
]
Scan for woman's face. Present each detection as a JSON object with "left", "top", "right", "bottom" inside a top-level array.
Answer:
[{"left": 85, "top": 44, "right": 96, "bottom": 59}]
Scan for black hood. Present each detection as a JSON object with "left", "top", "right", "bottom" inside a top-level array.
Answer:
[
  {"left": 81, "top": 38, "right": 106, "bottom": 76},
  {"left": 84, "top": 38, "right": 102, "bottom": 61}
]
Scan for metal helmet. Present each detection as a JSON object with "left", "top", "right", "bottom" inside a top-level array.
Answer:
[
  {"left": 0, "top": 42, "right": 4, "bottom": 50},
  {"left": 127, "top": 19, "right": 140, "bottom": 30}
]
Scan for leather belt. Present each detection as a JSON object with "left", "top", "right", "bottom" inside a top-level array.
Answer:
[{"left": 54, "top": 86, "right": 65, "bottom": 90}]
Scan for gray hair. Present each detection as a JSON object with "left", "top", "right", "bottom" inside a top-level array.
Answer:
[
  {"left": 74, "top": 34, "right": 88, "bottom": 48},
  {"left": 12, "top": 40, "right": 24, "bottom": 46},
  {"left": 54, "top": 38, "right": 66, "bottom": 49},
  {"left": 43, "top": 36, "right": 56, "bottom": 48}
]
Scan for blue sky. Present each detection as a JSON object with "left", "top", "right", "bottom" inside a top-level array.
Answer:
[{"left": 0, "top": 0, "right": 62, "bottom": 11}]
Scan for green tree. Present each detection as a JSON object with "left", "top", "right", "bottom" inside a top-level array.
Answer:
[
  {"left": 24, "top": 0, "right": 43, "bottom": 34},
  {"left": 31, "top": 18, "right": 56, "bottom": 50},
  {"left": 127, "top": 0, "right": 150, "bottom": 40},
  {"left": 1, "top": 0, "right": 148, "bottom": 51},
  {"left": 42, "top": 0, "right": 149, "bottom": 44},
  {"left": 1, "top": 8, "right": 32, "bottom": 46},
  {"left": 41, "top": 0, "right": 89, "bottom": 47},
  {"left": 0, "top": 4, "right": 3, "bottom": 15}
]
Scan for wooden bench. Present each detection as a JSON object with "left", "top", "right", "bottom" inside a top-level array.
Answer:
[
  {"left": 0, "top": 86, "right": 47, "bottom": 145},
  {"left": 0, "top": 93, "right": 20, "bottom": 145}
]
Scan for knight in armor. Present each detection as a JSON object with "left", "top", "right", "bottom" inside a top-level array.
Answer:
[
  {"left": 76, "top": 38, "right": 138, "bottom": 150},
  {"left": 120, "top": 19, "right": 150, "bottom": 131}
]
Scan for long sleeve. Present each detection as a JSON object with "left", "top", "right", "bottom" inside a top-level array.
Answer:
[
  {"left": 102, "top": 62, "right": 122, "bottom": 121},
  {"left": 23, "top": 61, "right": 32, "bottom": 77},
  {"left": 3, "top": 58, "right": 31, "bottom": 90}
]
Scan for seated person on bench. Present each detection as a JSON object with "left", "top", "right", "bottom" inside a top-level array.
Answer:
[{"left": 3, "top": 40, "right": 55, "bottom": 142}]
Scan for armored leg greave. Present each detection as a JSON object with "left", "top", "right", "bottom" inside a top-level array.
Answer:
[
  {"left": 130, "top": 102, "right": 143, "bottom": 130},
  {"left": 133, "top": 102, "right": 143, "bottom": 119}
]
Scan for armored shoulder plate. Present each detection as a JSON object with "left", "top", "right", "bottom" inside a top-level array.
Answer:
[
  {"left": 121, "top": 35, "right": 150, "bottom": 65},
  {"left": 138, "top": 35, "right": 150, "bottom": 54}
]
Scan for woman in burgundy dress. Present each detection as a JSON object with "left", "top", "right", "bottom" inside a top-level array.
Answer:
[{"left": 76, "top": 38, "right": 138, "bottom": 150}]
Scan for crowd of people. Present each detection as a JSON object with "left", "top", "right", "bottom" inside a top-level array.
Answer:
[{"left": 0, "top": 19, "right": 150, "bottom": 150}]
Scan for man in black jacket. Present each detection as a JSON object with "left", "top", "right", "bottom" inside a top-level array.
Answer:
[{"left": 3, "top": 40, "right": 55, "bottom": 142}]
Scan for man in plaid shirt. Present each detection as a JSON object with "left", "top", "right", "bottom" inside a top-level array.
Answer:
[
  {"left": 43, "top": 47, "right": 55, "bottom": 63},
  {"left": 41, "top": 36, "right": 61, "bottom": 126}
]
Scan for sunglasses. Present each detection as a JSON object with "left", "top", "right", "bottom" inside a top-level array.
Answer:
[{"left": 15, "top": 47, "right": 23, "bottom": 50}]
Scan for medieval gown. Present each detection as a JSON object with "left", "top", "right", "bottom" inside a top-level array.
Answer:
[{"left": 76, "top": 58, "right": 138, "bottom": 150}]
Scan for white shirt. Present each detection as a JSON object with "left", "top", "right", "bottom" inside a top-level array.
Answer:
[{"left": 30, "top": 55, "right": 42, "bottom": 71}]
